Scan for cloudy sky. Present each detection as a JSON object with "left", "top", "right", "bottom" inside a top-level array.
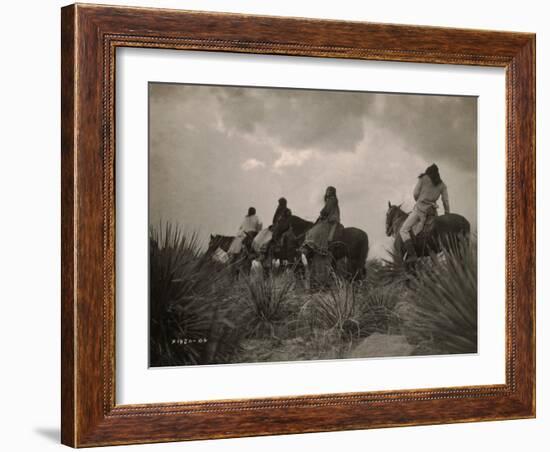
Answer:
[{"left": 149, "top": 83, "right": 477, "bottom": 258}]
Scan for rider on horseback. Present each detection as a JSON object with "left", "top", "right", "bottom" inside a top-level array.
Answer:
[
  {"left": 228, "top": 207, "right": 263, "bottom": 256},
  {"left": 303, "top": 186, "right": 341, "bottom": 255},
  {"left": 269, "top": 197, "right": 293, "bottom": 258},
  {"left": 400, "top": 164, "right": 450, "bottom": 263},
  {"left": 272, "top": 197, "right": 292, "bottom": 227}
]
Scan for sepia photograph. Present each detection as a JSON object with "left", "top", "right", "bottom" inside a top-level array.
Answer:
[
  {"left": 53, "top": 2, "right": 537, "bottom": 447},
  {"left": 148, "top": 82, "right": 477, "bottom": 367}
]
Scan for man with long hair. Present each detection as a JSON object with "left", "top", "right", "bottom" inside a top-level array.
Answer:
[{"left": 400, "top": 163, "right": 450, "bottom": 262}]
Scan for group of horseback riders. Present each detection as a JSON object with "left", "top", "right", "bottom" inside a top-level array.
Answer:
[{"left": 226, "top": 163, "right": 451, "bottom": 267}]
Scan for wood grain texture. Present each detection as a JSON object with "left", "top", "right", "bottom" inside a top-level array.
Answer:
[
  {"left": 60, "top": 4, "right": 76, "bottom": 447},
  {"left": 60, "top": 3, "right": 536, "bottom": 447}
]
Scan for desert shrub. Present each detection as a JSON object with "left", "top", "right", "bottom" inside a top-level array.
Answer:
[
  {"left": 302, "top": 270, "right": 401, "bottom": 340},
  {"left": 356, "top": 285, "right": 401, "bottom": 336},
  {"left": 149, "top": 223, "right": 241, "bottom": 366},
  {"left": 301, "top": 272, "right": 362, "bottom": 339},
  {"left": 405, "top": 239, "right": 477, "bottom": 355},
  {"left": 241, "top": 272, "right": 295, "bottom": 339},
  {"left": 365, "top": 256, "right": 409, "bottom": 288}
]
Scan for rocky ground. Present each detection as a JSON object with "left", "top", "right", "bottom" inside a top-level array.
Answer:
[{"left": 235, "top": 331, "right": 416, "bottom": 365}]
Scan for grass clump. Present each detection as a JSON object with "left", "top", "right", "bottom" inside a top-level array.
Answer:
[
  {"left": 365, "top": 255, "right": 409, "bottom": 289},
  {"left": 304, "top": 272, "right": 360, "bottom": 338},
  {"left": 300, "top": 272, "right": 401, "bottom": 342},
  {"left": 241, "top": 272, "right": 295, "bottom": 339},
  {"left": 357, "top": 286, "right": 400, "bottom": 337},
  {"left": 406, "top": 239, "right": 477, "bottom": 355}
]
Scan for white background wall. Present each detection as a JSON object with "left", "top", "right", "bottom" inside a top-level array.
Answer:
[{"left": 0, "top": 1, "right": 545, "bottom": 450}]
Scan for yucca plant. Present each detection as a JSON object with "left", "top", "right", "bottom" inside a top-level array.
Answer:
[
  {"left": 365, "top": 256, "right": 409, "bottom": 288},
  {"left": 241, "top": 272, "right": 295, "bottom": 339},
  {"left": 149, "top": 223, "right": 240, "bottom": 366},
  {"left": 406, "top": 238, "right": 477, "bottom": 355},
  {"left": 303, "top": 272, "right": 361, "bottom": 338},
  {"left": 356, "top": 285, "right": 401, "bottom": 336}
]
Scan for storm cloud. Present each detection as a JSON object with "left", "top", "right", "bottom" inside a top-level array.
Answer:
[{"left": 149, "top": 83, "right": 477, "bottom": 258}]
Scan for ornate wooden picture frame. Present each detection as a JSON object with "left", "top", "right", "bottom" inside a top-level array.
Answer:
[{"left": 61, "top": 3, "right": 535, "bottom": 447}]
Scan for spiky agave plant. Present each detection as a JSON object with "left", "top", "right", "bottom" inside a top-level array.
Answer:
[
  {"left": 242, "top": 272, "right": 295, "bottom": 339},
  {"left": 365, "top": 255, "right": 410, "bottom": 289},
  {"left": 406, "top": 238, "right": 477, "bottom": 355},
  {"left": 356, "top": 285, "right": 401, "bottom": 336},
  {"left": 149, "top": 223, "right": 239, "bottom": 366},
  {"left": 304, "top": 272, "right": 361, "bottom": 338}
]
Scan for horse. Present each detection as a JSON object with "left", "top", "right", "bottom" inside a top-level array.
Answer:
[
  {"left": 385, "top": 201, "right": 470, "bottom": 263},
  {"left": 272, "top": 215, "right": 369, "bottom": 280},
  {"left": 206, "top": 233, "right": 257, "bottom": 278},
  {"left": 271, "top": 215, "right": 312, "bottom": 263},
  {"left": 206, "top": 234, "right": 234, "bottom": 255}
]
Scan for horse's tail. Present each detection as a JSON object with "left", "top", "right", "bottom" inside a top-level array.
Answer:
[
  {"left": 459, "top": 217, "right": 471, "bottom": 249},
  {"left": 435, "top": 214, "right": 471, "bottom": 252},
  {"left": 463, "top": 218, "right": 471, "bottom": 236},
  {"left": 450, "top": 215, "right": 471, "bottom": 242}
]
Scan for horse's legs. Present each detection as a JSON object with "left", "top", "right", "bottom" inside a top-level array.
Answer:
[
  {"left": 230, "top": 257, "right": 239, "bottom": 281},
  {"left": 230, "top": 254, "right": 247, "bottom": 281},
  {"left": 235, "top": 256, "right": 243, "bottom": 280}
]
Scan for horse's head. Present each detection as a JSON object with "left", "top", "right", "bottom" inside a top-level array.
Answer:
[{"left": 385, "top": 201, "right": 404, "bottom": 237}]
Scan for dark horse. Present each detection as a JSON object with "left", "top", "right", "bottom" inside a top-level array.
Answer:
[
  {"left": 272, "top": 215, "right": 369, "bottom": 280},
  {"left": 385, "top": 202, "right": 470, "bottom": 261}
]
